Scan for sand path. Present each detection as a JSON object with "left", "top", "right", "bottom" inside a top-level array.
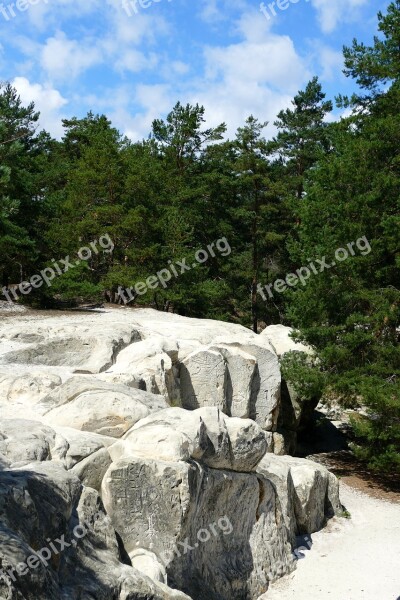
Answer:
[{"left": 263, "top": 482, "right": 400, "bottom": 600}]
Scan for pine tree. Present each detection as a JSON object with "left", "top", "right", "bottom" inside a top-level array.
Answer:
[
  {"left": 284, "top": 4, "right": 400, "bottom": 472},
  {"left": 0, "top": 83, "right": 41, "bottom": 291}
]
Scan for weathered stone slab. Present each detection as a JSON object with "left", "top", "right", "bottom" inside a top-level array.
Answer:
[
  {"left": 257, "top": 454, "right": 342, "bottom": 544},
  {"left": 180, "top": 348, "right": 227, "bottom": 411},
  {"left": 109, "top": 407, "right": 268, "bottom": 472},
  {"left": 102, "top": 456, "right": 294, "bottom": 600}
]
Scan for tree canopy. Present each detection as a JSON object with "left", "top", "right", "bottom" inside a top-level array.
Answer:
[{"left": 0, "top": 2, "right": 399, "bottom": 472}]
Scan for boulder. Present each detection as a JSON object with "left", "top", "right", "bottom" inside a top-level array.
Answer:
[
  {"left": 50, "top": 425, "right": 114, "bottom": 469},
  {"left": 0, "top": 419, "right": 115, "bottom": 474},
  {"left": 109, "top": 407, "right": 268, "bottom": 473},
  {"left": 0, "top": 310, "right": 281, "bottom": 431},
  {"left": 43, "top": 389, "right": 164, "bottom": 438},
  {"left": 260, "top": 325, "right": 316, "bottom": 436},
  {"left": 180, "top": 348, "right": 227, "bottom": 411},
  {"left": 102, "top": 336, "right": 180, "bottom": 401},
  {"left": 102, "top": 456, "right": 294, "bottom": 600},
  {"left": 39, "top": 377, "right": 167, "bottom": 438},
  {"left": 211, "top": 335, "right": 281, "bottom": 431},
  {"left": 36, "top": 376, "right": 164, "bottom": 414},
  {"left": 0, "top": 464, "right": 192, "bottom": 600},
  {"left": 60, "top": 486, "right": 193, "bottom": 600},
  {"left": 0, "top": 323, "right": 142, "bottom": 374},
  {"left": 257, "top": 454, "right": 342, "bottom": 545},
  {"left": 0, "top": 371, "right": 62, "bottom": 405},
  {"left": 0, "top": 308, "right": 344, "bottom": 600},
  {"left": 209, "top": 344, "right": 257, "bottom": 418},
  {"left": 272, "top": 430, "right": 297, "bottom": 456},
  {"left": 71, "top": 447, "right": 112, "bottom": 491},
  {"left": 0, "top": 371, "right": 63, "bottom": 421},
  {"left": 0, "top": 420, "right": 59, "bottom": 467},
  {"left": 260, "top": 325, "right": 313, "bottom": 358},
  {"left": 179, "top": 336, "right": 280, "bottom": 432},
  {"left": 130, "top": 548, "right": 167, "bottom": 584},
  {"left": 0, "top": 462, "right": 82, "bottom": 562},
  {"left": 0, "top": 300, "right": 27, "bottom": 313}
]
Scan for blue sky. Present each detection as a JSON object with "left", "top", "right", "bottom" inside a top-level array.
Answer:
[{"left": 0, "top": 0, "right": 389, "bottom": 140}]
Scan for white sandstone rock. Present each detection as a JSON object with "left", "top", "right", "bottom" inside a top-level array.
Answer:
[
  {"left": 260, "top": 325, "right": 313, "bottom": 358},
  {"left": 102, "top": 336, "right": 180, "bottom": 400},
  {"left": 0, "top": 371, "right": 62, "bottom": 404},
  {"left": 0, "top": 419, "right": 58, "bottom": 467},
  {"left": 43, "top": 387, "right": 166, "bottom": 438},
  {"left": 208, "top": 343, "right": 257, "bottom": 418},
  {"left": 51, "top": 425, "right": 114, "bottom": 467},
  {"left": 109, "top": 407, "right": 268, "bottom": 472},
  {"left": 211, "top": 334, "right": 281, "bottom": 430},
  {"left": 71, "top": 447, "right": 112, "bottom": 491},
  {"left": 257, "top": 454, "right": 342, "bottom": 545},
  {"left": 0, "top": 307, "right": 343, "bottom": 600},
  {"left": 102, "top": 456, "right": 295, "bottom": 599},
  {"left": 0, "top": 322, "right": 141, "bottom": 373},
  {"left": 129, "top": 548, "right": 167, "bottom": 584},
  {"left": 180, "top": 348, "right": 227, "bottom": 411}
]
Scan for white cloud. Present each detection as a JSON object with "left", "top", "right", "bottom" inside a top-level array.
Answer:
[
  {"left": 12, "top": 77, "right": 68, "bottom": 137},
  {"left": 310, "top": 0, "right": 369, "bottom": 33},
  {"left": 191, "top": 82, "right": 295, "bottom": 139},
  {"left": 318, "top": 47, "right": 344, "bottom": 81},
  {"left": 5, "top": 0, "right": 169, "bottom": 84},
  {"left": 199, "top": 0, "right": 222, "bottom": 23},
  {"left": 170, "top": 61, "right": 190, "bottom": 76},
  {"left": 91, "top": 8, "right": 312, "bottom": 141},
  {"left": 114, "top": 50, "right": 158, "bottom": 74},
  {"left": 198, "top": 0, "right": 247, "bottom": 23},
  {"left": 204, "top": 36, "right": 308, "bottom": 92},
  {"left": 3, "top": 0, "right": 358, "bottom": 144},
  {"left": 25, "top": 0, "right": 105, "bottom": 30},
  {"left": 193, "top": 10, "right": 310, "bottom": 136},
  {"left": 236, "top": 10, "right": 273, "bottom": 41},
  {"left": 72, "top": 84, "right": 175, "bottom": 142},
  {"left": 41, "top": 32, "right": 103, "bottom": 82}
]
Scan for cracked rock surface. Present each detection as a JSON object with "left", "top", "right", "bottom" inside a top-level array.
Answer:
[{"left": 0, "top": 308, "right": 341, "bottom": 599}]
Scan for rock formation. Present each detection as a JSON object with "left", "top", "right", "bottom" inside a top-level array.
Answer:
[
  {"left": 261, "top": 324, "right": 317, "bottom": 452},
  {"left": 0, "top": 308, "right": 342, "bottom": 599}
]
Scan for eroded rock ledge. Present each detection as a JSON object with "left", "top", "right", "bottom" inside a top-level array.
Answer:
[{"left": 0, "top": 308, "right": 342, "bottom": 600}]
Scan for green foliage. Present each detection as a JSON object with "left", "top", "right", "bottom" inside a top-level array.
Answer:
[
  {"left": 271, "top": 76, "right": 333, "bottom": 203},
  {"left": 349, "top": 379, "right": 400, "bottom": 473},
  {"left": 0, "top": 82, "right": 41, "bottom": 285},
  {"left": 0, "top": 2, "right": 399, "bottom": 473},
  {"left": 281, "top": 351, "right": 326, "bottom": 405},
  {"left": 48, "top": 262, "right": 103, "bottom": 303},
  {"left": 284, "top": 2, "right": 400, "bottom": 473}
]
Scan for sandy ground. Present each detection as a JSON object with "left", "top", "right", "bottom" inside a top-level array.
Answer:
[
  {"left": 264, "top": 482, "right": 400, "bottom": 600},
  {"left": 2, "top": 305, "right": 399, "bottom": 599}
]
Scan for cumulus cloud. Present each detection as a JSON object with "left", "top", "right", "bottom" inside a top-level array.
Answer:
[
  {"left": 310, "top": 0, "right": 369, "bottom": 33},
  {"left": 1, "top": 0, "right": 372, "bottom": 143},
  {"left": 318, "top": 47, "right": 345, "bottom": 82},
  {"left": 12, "top": 77, "right": 68, "bottom": 137},
  {"left": 193, "top": 9, "right": 310, "bottom": 137},
  {"left": 76, "top": 5, "right": 312, "bottom": 141},
  {"left": 204, "top": 37, "right": 307, "bottom": 92},
  {"left": 40, "top": 32, "right": 103, "bottom": 82}
]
